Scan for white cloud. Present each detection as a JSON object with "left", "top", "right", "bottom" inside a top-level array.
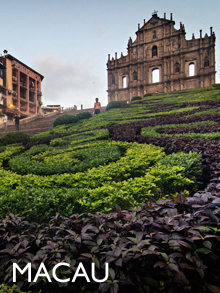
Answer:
[{"left": 32, "top": 54, "right": 107, "bottom": 109}]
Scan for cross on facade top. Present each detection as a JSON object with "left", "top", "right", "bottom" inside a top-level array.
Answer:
[{"left": 152, "top": 10, "right": 158, "bottom": 16}]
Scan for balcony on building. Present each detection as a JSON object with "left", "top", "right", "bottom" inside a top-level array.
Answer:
[
  {"left": 29, "top": 91, "right": 35, "bottom": 103},
  {"left": 20, "top": 72, "right": 27, "bottom": 88},
  {"left": 12, "top": 68, "right": 17, "bottom": 83},
  {"left": 1, "top": 53, "right": 44, "bottom": 118},
  {"left": 20, "top": 100, "right": 27, "bottom": 113},
  {"left": 29, "top": 78, "right": 35, "bottom": 91},
  {"left": 37, "top": 90, "right": 42, "bottom": 96},
  {"left": 29, "top": 104, "right": 36, "bottom": 113},
  {"left": 20, "top": 87, "right": 27, "bottom": 101}
]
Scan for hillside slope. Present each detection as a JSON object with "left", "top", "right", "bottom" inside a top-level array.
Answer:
[
  {"left": 0, "top": 107, "right": 100, "bottom": 138},
  {"left": 1, "top": 85, "right": 220, "bottom": 292}
]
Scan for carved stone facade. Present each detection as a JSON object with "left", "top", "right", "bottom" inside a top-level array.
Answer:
[{"left": 107, "top": 13, "right": 216, "bottom": 102}]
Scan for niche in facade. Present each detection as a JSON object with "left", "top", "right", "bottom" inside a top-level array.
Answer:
[
  {"left": 152, "top": 45, "right": 158, "bottom": 57},
  {"left": 175, "top": 63, "right": 180, "bottom": 73},
  {"left": 133, "top": 71, "right": 138, "bottom": 80},
  {"left": 204, "top": 59, "right": 209, "bottom": 67}
]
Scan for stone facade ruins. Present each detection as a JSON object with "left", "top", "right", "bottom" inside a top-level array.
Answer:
[{"left": 107, "top": 12, "right": 216, "bottom": 102}]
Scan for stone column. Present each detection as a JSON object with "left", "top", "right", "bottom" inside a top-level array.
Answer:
[
  {"left": 199, "top": 30, "right": 203, "bottom": 76},
  {"left": 34, "top": 79, "right": 37, "bottom": 114},
  {"left": 27, "top": 76, "right": 29, "bottom": 116},
  {"left": 17, "top": 71, "right": 20, "bottom": 113}
]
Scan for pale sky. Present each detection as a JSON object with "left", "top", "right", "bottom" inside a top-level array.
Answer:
[{"left": 1, "top": 0, "right": 219, "bottom": 109}]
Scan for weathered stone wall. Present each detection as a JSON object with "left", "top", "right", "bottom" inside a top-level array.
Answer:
[{"left": 107, "top": 13, "right": 216, "bottom": 102}]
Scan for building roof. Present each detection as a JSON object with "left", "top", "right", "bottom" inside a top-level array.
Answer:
[
  {"left": 42, "top": 105, "right": 61, "bottom": 110},
  {"left": 4, "top": 54, "right": 44, "bottom": 80}
]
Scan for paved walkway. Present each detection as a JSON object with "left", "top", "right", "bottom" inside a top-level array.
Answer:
[{"left": 0, "top": 107, "right": 105, "bottom": 138}]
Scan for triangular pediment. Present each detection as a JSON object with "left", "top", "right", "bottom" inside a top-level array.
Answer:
[{"left": 138, "top": 14, "right": 174, "bottom": 32}]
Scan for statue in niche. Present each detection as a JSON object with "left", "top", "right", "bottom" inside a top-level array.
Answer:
[
  {"left": 139, "top": 47, "right": 143, "bottom": 58},
  {"left": 132, "top": 48, "right": 136, "bottom": 60}
]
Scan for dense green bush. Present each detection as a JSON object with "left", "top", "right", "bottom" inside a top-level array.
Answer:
[
  {"left": 53, "top": 114, "right": 78, "bottom": 127},
  {"left": 9, "top": 130, "right": 112, "bottom": 176},
  {"left": 106, "top": 101, "right": 123, "bottom": 111},
  {"left": 0, "top": 143, "right": 202, "bottom": 221},
  {"left": 143, "top": 93, "right": 153, "bottom": 97},
  {"left": 76, "top": 111, "right": 92, "bottom": 120},
  {"left": 9, "top": 143, "right": 122, "bottom": 176},
  {"left": 9, "top": 136, "right": 121, "bottom": 175},
  {"left": 53, "top": 112, "right": 92, "bottom": 128},
  {"left": 158, "top": 151, "right": 202, "bottom": 180},
  {"left": 131, "top": 96, "right": 142, "bottom": 102},
  {"left": 0, "top": 132, "right": 30, "bottom": 146}
]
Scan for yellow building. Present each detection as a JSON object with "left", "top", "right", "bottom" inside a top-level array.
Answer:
[{"left": 0, "top": 54, "right": 44, "bottom": 119}]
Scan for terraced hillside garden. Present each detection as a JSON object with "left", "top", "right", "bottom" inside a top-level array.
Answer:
[{"left": 1, "top": 85, "right": 220, "bottom": 292}]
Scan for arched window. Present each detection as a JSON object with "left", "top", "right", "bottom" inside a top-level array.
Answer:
[
  {"left": 175, "top": 63, "right": 180, "bottom": 73},
  {"left": 204, "top": 59, "right": 209, "bottom": 67},
  {"left": 153, "top": 30, "right": 157, "bottom": 39},
  {"left": 122, "top": 76, "right": 127, "bottom": 88},
  {"left": 152, "top": 68, "right": 159, "bottom": 83},
  {"left": 189, "top": 63, "right": 195, "bottom": 77},
  {"left": 133, "top": 71, "right": 138, "bottom": 80},
  {"left": 152, "top": 45, "right": 157, "bottom": 57}
]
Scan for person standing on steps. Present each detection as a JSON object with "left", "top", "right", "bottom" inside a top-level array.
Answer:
[
  {"left": 94, "top": 98, "right": 101, "bottom": 115},
  {"left": 3, "top": 113, "right": 7, "bottom": 132},
  {"left": 14, "top": 114, "right": 20, "bottom": 131}
]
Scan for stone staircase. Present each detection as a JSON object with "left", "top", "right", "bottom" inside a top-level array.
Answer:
[{"left": 0, "top": 107, "right": 104, "bottom": 138}]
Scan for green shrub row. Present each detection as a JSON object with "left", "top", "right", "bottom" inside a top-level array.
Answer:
[
  {"left": 131, "top": 96, "right": 142, "bottom": 102},
  {"left": 141, "top": 121, "right": 220, "bottom": 140},
  {"left": 29, "top": 85, "right": 220, "bottom": 141},
  {"left": 106, "top": 101, "right": 127, "bottom": 111},
  {"left": 53, "top": 111, "right": 92, "bottom": 127},
  {"left": 50, "top": 129, "right": 109, "bottom": 147},
  {"left": 0, "top": 132, "right": 30, "bottom": 146},
  {"left": 9, "top": 144, "right": 121, "bottom": 176},
  {"left": 0, "top": 144, "right": 202, "bottom": 222},
  {"left": 9, "top": 130, "right": 113, "bottom": 175}
]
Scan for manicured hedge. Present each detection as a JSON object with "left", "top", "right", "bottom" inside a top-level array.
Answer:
[
  {"left": 0, "top": 143, "right": 202, "bottom": 222},
  {"left": 53, "top": 112, "right": 92, "bottom": 128},
  {"left": 76, "top": 111, "right": 92, "bottom": 120},
  {"left": 106, "top": 101, "right": 123, "bottom": 111},
  {"left": 143, "top": 93, "right": 152, "bottom": 97},
  {"left": 131, "top": 96, "right": 142, "bottom": 102},
  {"left": 53, "top": 114, "right": 78, "bottom": 127},
  {"left": 0, "top": 132, "right": 30, "bottom": 146}
]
